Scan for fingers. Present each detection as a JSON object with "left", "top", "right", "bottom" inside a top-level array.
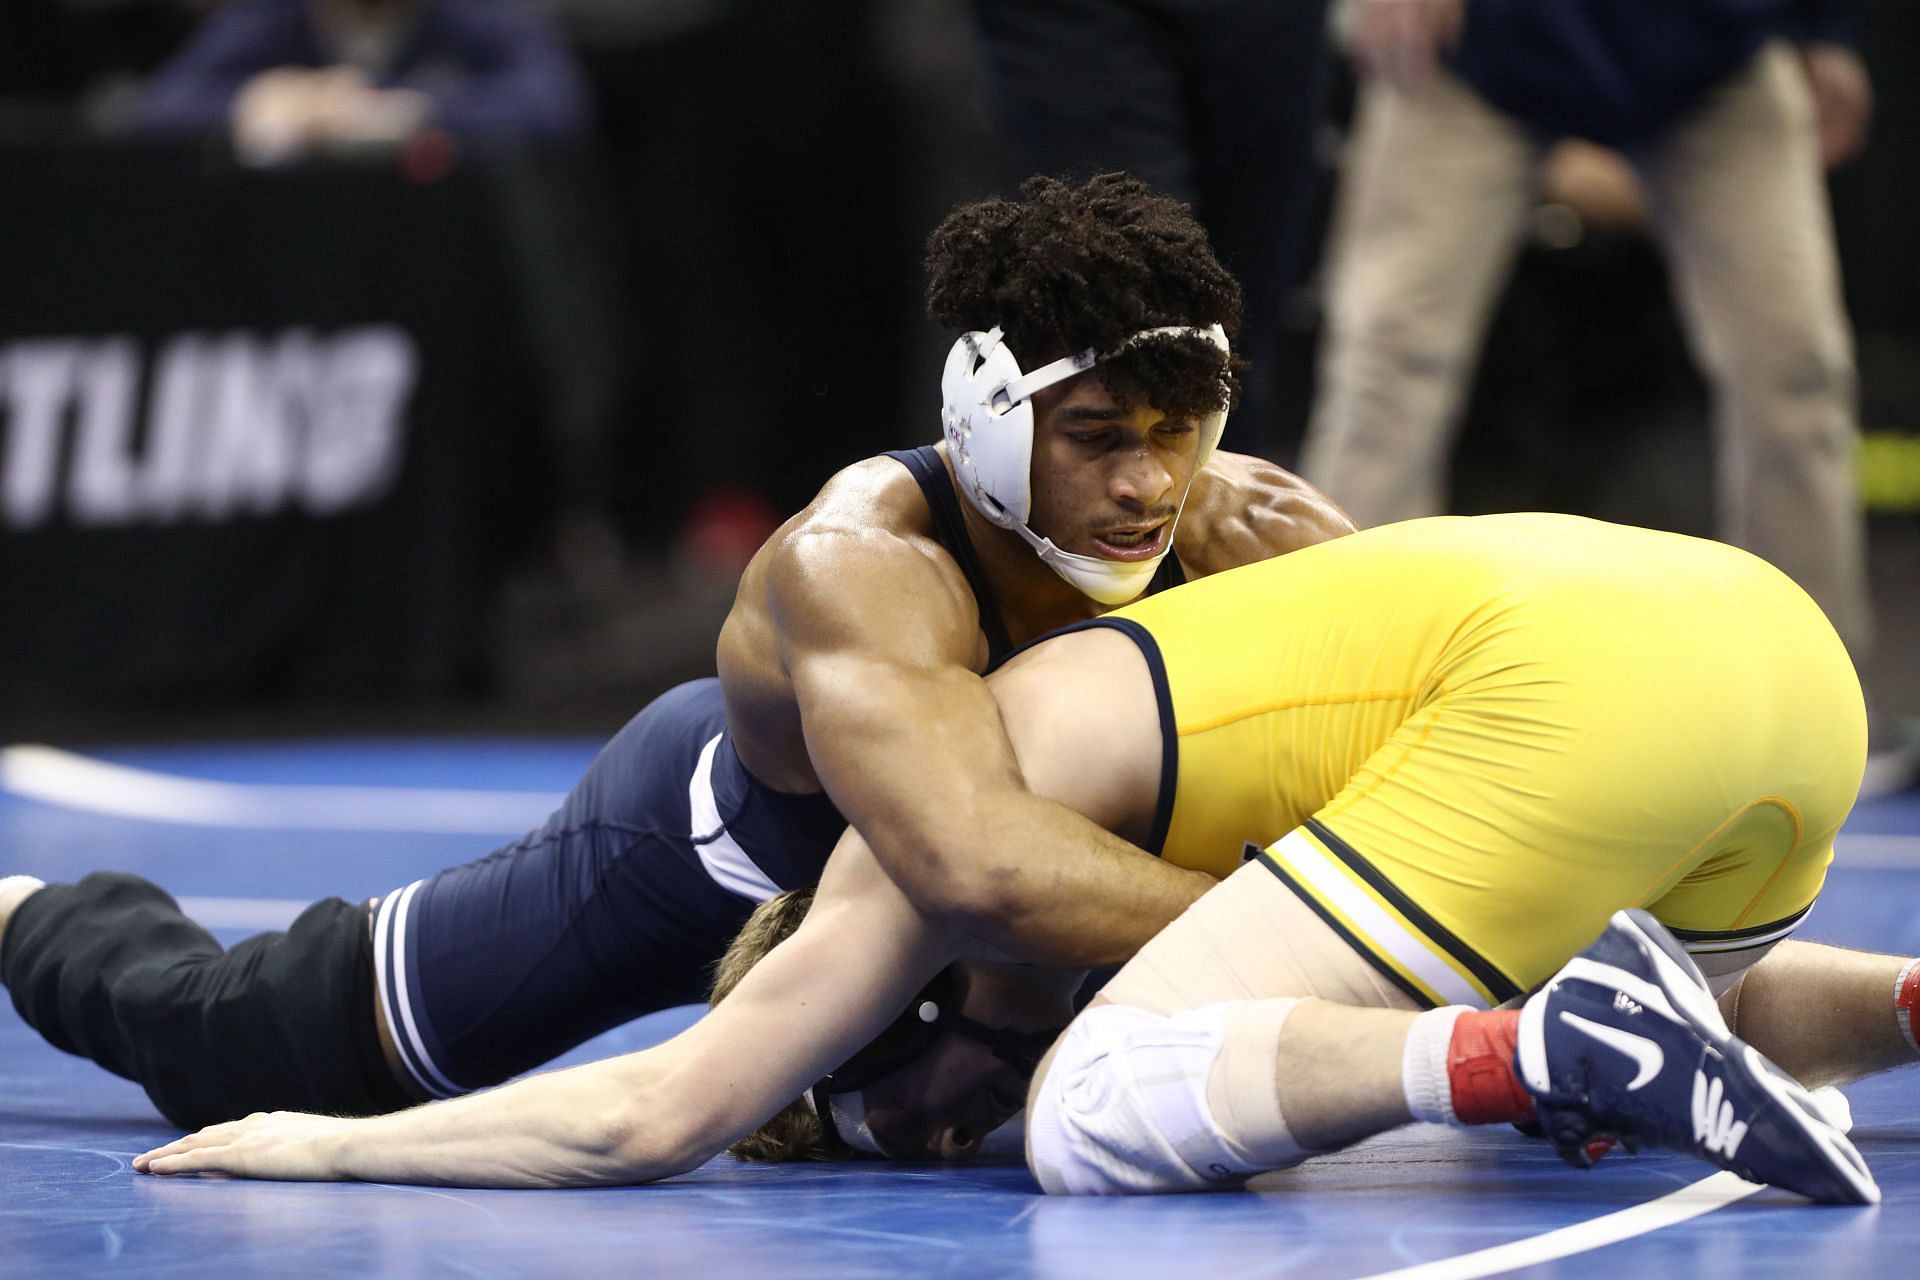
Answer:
[
  {"left": 133, "top": 1113, "right": 269, "bottom": 1176},
  {"left": 139, "top": 1145, "right": 242, "bottom": 1178},
  {"left": 132, "top": 1112, "right": 342, "bottom": 1181}
]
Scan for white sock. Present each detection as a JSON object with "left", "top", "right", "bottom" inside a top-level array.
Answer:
[
  {"left": 1401, "top": 1006, "right": 1468, "bottom": 1126},
  {"left": 0, "top": 875, "right": 48, "bottom": 961},
  {"left": 0, "top": 874, "right": 46, "bottom": 901}
]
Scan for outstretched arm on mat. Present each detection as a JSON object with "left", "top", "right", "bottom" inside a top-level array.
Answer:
[{"left": 135, "top": 833, "right": 962, "bottom": 1187}]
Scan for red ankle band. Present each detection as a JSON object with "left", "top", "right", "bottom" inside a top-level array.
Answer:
[
  {"left": 1894, "top": 959, "right": 1920, "bottom": 1054},
  {"left": 1448, "top": 1009, "right": 1532, "bottom": 1126}
]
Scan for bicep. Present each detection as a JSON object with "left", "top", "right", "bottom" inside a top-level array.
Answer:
[
  {"left": 771, "top": 534, "right": 1027, "bottom": 865},
  {"left": 795, "top": 648, "right": 1026, "bottom": 829}
]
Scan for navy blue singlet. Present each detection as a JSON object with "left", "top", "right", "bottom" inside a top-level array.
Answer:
[{"left": 379, "top": 446, "right": 1191, "bottom": 1097}]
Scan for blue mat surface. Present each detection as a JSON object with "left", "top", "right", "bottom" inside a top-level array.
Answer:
[{"left": 4, "top": 740, "right": 1918, "bottom": 1279}]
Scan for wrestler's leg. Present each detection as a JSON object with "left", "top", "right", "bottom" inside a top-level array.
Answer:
[
  {"left": 1636, "top": 43, "right": 1869, "bottom": 654},
  {"left": 1028, "top": 996, "right": 1528, "bottom": 1194},
  {"left": 1027, "top": 862, "right": 1535, "bottom": 1193},
  {"left": 374, "top": 679, "right": 767, "bottom": 1097},
  {"left": 1718, "top": 942, "right": 1919, "bottom": 1090},
  {"left": 1, "top": 873, "right": 408, "bottom": 1129}
]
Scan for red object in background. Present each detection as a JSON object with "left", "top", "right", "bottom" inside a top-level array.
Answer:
[
  {"left": 678, "top": 487, "right": 781, "bottom": 580},
  {"left": 400, "top": 129, "right": 459, "bottom": 184}
]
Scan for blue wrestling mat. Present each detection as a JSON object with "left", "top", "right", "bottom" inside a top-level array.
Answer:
[{"left": 4, "top": 739, "right": 1919, "bottom": 1279}]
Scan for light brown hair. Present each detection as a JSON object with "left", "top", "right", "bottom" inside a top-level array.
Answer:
[{"left": 708, "top": 886, "right": 854, "bottom": 1163}]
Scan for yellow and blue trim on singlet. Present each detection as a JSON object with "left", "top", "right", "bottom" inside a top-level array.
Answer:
[
  {"left": 1081, "top": 608, "right": 1521, "bottom": 1009},
  {"left": 1091, "top": 617, "right": 1181, "bottom": 858},
  {"left": 989, "top": 614, "right": 1183, "bottom": 858},
  {"left": 1249, "top": 825, "right": 1522, "bottom": 1010},
  {"left": 1664, "top": 907, "right": 1816, "bottom": 959}
]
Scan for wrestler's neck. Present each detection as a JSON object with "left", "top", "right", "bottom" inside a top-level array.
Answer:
[{"left": 939, "top": 451, "right": 1117, "bottom": 643}]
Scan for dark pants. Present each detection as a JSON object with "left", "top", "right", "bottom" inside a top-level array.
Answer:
[
  {"left": 1, "top": 873, "right": 410, "bottom": 1130},
  {"left": 971, "top": 0, "right": 1336, "bottom": 461}
]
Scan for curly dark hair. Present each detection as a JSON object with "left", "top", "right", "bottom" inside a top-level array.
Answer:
[{"left": 924, "top": 173, "right": 1245, "bottom": 421}]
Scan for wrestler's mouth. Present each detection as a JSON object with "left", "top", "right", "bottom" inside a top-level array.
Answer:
[{"left": 1090, "top": 522, "right": 1167, "bottom": 561}]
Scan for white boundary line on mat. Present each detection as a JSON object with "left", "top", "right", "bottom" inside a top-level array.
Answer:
[
  {"left": 1352, "top": 1171, "right": 1765, "bottom": 1280},
  {"left": 174, "top": 896, "right": 310, "bottom": 931},
  {"left": 1833, "top": 833, "right": 1920, "bottom": 867},
  {"left": 0, "top": 744, "right": 560, "bottom": 835}
]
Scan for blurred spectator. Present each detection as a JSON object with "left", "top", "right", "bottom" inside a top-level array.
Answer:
[
  {"left": 133, "top": 0, "right": 591, "bottom": 161},
  {"left": 968, "top": 0, "right": 1336, "bottom": 462},
  {"left": 1299, "top": 0, "right": 1914, "bottom": 793}
]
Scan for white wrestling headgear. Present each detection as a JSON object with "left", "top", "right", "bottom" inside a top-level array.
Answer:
[{"left": 939, "top": 323, "right": 1231, "bottom": 605}]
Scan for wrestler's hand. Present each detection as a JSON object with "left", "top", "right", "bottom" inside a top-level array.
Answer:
[{"left": 134, "top": 1111, "right": 351, "bottom": 1181}]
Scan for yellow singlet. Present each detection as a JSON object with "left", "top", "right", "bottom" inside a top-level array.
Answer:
[{"left": 1102, "top": 514, "right": 1865, "bottom": 1008}]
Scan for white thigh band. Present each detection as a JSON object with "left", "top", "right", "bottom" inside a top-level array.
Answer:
[{"left": 1027, "top": 999, "right": 1308, "bottom": 1196}]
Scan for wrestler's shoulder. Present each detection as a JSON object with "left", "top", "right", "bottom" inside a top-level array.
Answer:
[
  {"left": 747, "top": 453, "right": 971, "bottom": 616},
  {"left": 1175, "top": 451, "right": 1356, "bottom": 577},
  {"left": 775, "top": 453, "right": 943, "bottom": 558}
]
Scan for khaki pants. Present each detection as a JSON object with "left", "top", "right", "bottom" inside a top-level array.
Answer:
[{"left": 1300, "top": 45, "right": 1871, "bottom": 655}]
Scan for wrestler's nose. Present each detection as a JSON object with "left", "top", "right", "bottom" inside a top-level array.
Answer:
[{"left": 1109, "top": 444, "right": 1173, "bottom": 508}]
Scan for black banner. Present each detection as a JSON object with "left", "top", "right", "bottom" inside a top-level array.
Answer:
[{"left": 0, "top": 145, "right": 548, "bottom": 713}]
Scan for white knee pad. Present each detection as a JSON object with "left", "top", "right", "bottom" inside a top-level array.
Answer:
[{"left": 1027, "top": 999, "right": 1309, "bottom": 1196}]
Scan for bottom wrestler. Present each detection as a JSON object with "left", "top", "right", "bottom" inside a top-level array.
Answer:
[{"left": 130, "top": 516, "right": 1913, "bottom": 1201}]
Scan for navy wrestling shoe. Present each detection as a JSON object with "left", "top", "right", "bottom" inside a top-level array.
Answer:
[{"left": 1516, "top": 908, "right": 1879, "bottom": 1205}]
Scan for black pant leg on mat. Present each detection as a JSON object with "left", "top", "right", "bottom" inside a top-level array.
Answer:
[{"left": 1, "top": 872, "right": 413, "bottom": 1129}]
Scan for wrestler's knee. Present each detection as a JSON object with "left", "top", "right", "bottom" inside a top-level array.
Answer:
[{"left": 1026, "top": 1000, "right": 1310, "bottom": 1196}]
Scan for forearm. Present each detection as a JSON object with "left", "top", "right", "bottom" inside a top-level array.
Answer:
[
  {"left": 349, "top": 1070, "right": 693, "bottom": 1187},
  {"left": 140, "top": 1054, "right": 710, "bottom": 1188},
  {"left": 1722, "top": 941, "right": 1915, "bottom": 1090},
  {"left": 939, "top": 793, "right": 1214, "bottom": 968}
]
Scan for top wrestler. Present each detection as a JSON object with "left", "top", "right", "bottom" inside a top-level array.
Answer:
[
  {"left": 0, "top": 173, "right": 1349, "bottom": 1128},
  {"left": 136, "top": 516, "right": 1911, "bottom": 1204}
]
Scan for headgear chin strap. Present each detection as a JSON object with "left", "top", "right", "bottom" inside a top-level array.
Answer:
[
  {"left": 805, "top": 967, "right": 1058, "bottom": 1161},
  {"left": 806, "top": 1089, "right": 1028, "bottom": 1161},
  {"left": 940, "top": 323, "right": 1231, "bottom": 606}
]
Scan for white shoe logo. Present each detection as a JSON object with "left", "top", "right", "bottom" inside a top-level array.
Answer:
[
  {"left": 1693, "top": 1073, "right": 1749, "bottom": 1159},
  {"left": 1559, "top": 1012, "right": 1664, "bottom": 1090}
]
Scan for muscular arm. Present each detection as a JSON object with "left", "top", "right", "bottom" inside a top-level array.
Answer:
[
  {"left": 136, "top": 838, "right": 963, "bottom": 1187},
  {"left": 1177, "top": 451, "right": 1355, "bottom": 577},
  {"left": 771, "top": 527, "right": 1213, "bottom": 968}
]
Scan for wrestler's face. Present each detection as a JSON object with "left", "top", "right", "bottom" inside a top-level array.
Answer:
[
  {"left": 859, "top": 966, "right": 1072, "bottom": 1160},
  {"left": 1025, "top": 372, "right": 1201, "bottom": 565},
  {"left": 857, "top": 1024, "right": 1032, "bottom": 1160}
]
